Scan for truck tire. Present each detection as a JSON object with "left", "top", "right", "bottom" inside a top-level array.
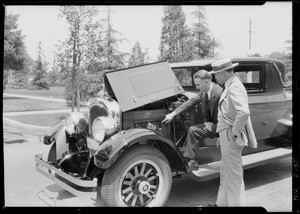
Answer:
[{"left": 101, "top": 145, "right": 172, "bottom": 207}]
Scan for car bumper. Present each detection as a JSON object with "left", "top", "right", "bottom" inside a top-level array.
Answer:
[{"left": 34, "top": 153, "right": 98, "bottom": 199}]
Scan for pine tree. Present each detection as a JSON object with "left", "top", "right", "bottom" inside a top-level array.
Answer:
[
  {"left": 128, "top": 41, "right": 148, "bottom": 67},
  {"left": 31, "top": 42, "right": 50, "bottom": 90},
  {"left": 101, "top": 6, "right": 128, "bottom": 70},
  {"left": 191, "top": 6, "right": 221, "bottom": 58},
  {"left": 159, "top": 6, "right": 191, "bottom": 63}
]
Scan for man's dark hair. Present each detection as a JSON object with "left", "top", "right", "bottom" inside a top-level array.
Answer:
[{"left": 193, "top": 69, "right": 212, "bottom": 80}]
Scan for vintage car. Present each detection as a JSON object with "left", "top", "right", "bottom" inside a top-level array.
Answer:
[{"left": 34, "top": 57, "right": 292, "bottom": 207}]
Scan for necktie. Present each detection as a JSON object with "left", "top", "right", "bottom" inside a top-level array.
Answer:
[
  {"left": 205, "top": 93, "right": 212, "bottom": 121},
  {"left": 205, "top": 92, "right": 209, "bottom": 104}
]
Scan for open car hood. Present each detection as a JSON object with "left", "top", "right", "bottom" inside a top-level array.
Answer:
[{"left": 104, "top": 61, "right": 185, "bottom": 112}]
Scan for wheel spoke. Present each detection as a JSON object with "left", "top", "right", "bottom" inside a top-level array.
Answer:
[
  {"left": 145, "top": 192, "right": 152, "bottom": 199},
  {"left": 123, "top": 180, "right": 132, "bottom": 186},
  {"left": 125, "top": 192, "right": 134, "bottom": 202},
  {"left": 140, "top": 162, "right": 146, "bottom": 175},
  {"left": 126, "top": 172, "right": 134, "bottom": 180},
  {"left": 131, "top": 195, "right": 138, "bottom": 207},
  {"left": 139, "top": 194, "right": 144, "bottom": 206},
  {"left": 134, "top": 166, "right": 139, "bottom": 177},
  {"left": 147, "top": 175, "right": 157, "bottom": 182},
  {"left": 149, "top": 185, "right": 157, "bottom": 190},
  {"left": 122, "top": 186, "right": 132, "bottom": 194},
  {"left": 144, "top": 168, "right": 153, "bottom": 178}
]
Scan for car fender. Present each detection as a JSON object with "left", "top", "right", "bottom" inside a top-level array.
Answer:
[
  {"left": 43, "top": 120, "right": 64, "bottom": 145},
  {"left": 43, "top": 120, "right": 68, "bottom": 160},
  {"left": 93, "top": 128, "right": 187, "bottom": 171},
  {"left": 278, "top": 110, "right": 292, "bottom": 127}
]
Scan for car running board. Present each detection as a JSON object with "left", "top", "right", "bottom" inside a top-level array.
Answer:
[{"left": 189, "top": 148, "right": 292, "bottom": 182}]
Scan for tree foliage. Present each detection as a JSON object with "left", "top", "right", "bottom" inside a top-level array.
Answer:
[
  {"left": 11, "top": 52, "right": 35, "bottom": 88},
  {"left": 159, "top": 6, "right": 220, "bottom": 63},
  {"left": 191, "top": 6, "right": 221, "bottom": 58},
  {"left": 284, "top": 40, "right": 292, "bottom": 74},
  {"left": 58, "top": 6, "right": 102, "bottom": 109},
  {"left": 128, "top": 41, "right": 149, "bottom": 67},
  {"left": 4, "top": 13, "right": 27, "bottom": 71},
  {"left": 159, "top": 6, "right": 191, "bottom": 62},
  {"left": 55, "top": 6, "right": 129, "bottom": 108},
  {"left": 30, "top": 42, "right": 50, "bottom": 90},
  {"left": 100, "top": 6, "right": 128, "bottom": 70},
  {"left": 4, "top": 13, "right": 27, "bottom": 90}
]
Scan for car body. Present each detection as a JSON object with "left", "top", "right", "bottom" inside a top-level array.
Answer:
[{"left": 34, "top": 57, "right": 292, "bottom": 207}]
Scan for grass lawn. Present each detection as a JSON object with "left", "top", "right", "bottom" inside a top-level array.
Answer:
[
  {"left": 6, "top": 112, "right": 88, "bottom": 127},
  {"left": 4, "top": 86, "right": 66, "bottom": 99},
  {"left": 3, "top": 86, "right": 93, "bottom": 126},
  {"left": 3, "top": 97, "right": 68, "bottom": 112}
]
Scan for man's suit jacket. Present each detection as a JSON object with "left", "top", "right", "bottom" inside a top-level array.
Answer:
[
  {"left": 218, "top": 76, "right": 257, "bottom": 148},
  {"left": 174, "top": 82, "right": 223, "bottom": 134}
]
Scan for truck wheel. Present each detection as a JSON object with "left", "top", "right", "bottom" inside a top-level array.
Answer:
[{"left": 101, "top": 145, "right": 172, "bottom": 207}]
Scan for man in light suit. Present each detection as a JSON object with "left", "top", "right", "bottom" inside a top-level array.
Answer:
[
  {"left": 208, "top": 58, "right": 257, "bottom": 207},
  {"left": 162, "top": 69, "right": 223, "bottom": 170}
]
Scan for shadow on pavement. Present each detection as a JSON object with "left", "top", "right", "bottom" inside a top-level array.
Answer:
[
  {"left": 3, "top": 96, "right": 26, "bottom": 100},
  {"left": 4, "top": 139, "right": 26, "bottom": 144}
]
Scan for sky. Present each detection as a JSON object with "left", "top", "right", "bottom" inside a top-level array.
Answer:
[{"left": 5, "top": 2, "right": 292, "bottom": 69}]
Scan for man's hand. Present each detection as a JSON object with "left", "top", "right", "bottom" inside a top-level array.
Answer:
[{"left": 162, "top": 111, "right": 177, "bottom": 124}]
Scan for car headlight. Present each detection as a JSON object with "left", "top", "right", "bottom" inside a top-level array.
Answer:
[
  {"left": 92, "top": 116, "right": 118, "bottom": 143},
  {"left": 65, "top": 112, "right": 87, "bottom": 135}
]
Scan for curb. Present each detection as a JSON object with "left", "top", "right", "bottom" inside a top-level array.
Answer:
[{"left": 3, "top": 117, "right": 50, "bottom": 130}]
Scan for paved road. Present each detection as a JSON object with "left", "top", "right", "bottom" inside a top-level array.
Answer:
[{"left": 3, "top": 120, "right": 292, "bottom": 210}]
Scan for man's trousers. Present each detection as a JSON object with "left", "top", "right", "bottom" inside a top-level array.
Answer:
[
  {"left": 183, "top": 123, "right": 216, "bottom": 159},
  {"left": 216, "top": 128, "right": 246, "bottom": 206}
]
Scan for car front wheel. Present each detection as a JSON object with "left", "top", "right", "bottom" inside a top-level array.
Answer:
[{"left": 101, "top": 145, "right": 172, "bottom": 207}]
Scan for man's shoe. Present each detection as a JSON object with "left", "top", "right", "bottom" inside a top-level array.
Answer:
[
  {"left": 206, "top": 204, "right": 218, "bottom": 207},
  {"left": 188, "top": 160, "right": 199, "bottom": 171}
]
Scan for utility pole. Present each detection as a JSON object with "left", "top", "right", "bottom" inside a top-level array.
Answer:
[{"left": 248, "top": 19, "right": 254, "bottom": 50}]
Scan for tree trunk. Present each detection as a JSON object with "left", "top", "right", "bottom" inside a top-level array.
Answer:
[
  {"left": 71, "top": 70, "right": 76, "bottom": 112},
  {"left": 76, "top": 77, "right": 80, "bottom": 112},
  {"left": 71, "top": 32, "right": 77, "bottom": 112},
  {"left": 76, "top": 44, "right": 81, "bottom": 112}
]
